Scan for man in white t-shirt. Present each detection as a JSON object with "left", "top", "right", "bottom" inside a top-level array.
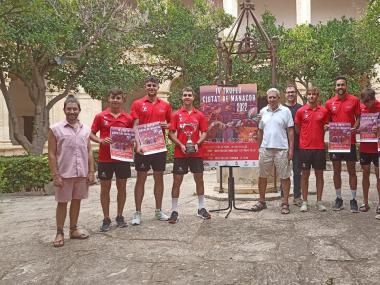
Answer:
[{"left": 252, "top": 88, "right": 294, "bottom": 214}]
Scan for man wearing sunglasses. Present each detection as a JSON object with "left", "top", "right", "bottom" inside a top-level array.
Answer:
[
  {"left": 167, "top": 87, "right": 210, "bottom": 224},
  {"left": 325, "top": 76, "right": 361, "bottom": 212},
  {"left": 130, "top": 76, "right": 172, "bottom": 225}
]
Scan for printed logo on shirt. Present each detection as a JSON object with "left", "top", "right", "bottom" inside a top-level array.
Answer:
[{"left": 142, "top": 104, "right": 147, "bottom": 112}]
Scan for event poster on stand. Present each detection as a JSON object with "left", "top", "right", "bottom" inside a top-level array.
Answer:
[
  {"left": 328, "top": 122, "right": 351, "bottom": 153},
  {"left": 200, "top": 84, "right": 259, "bottom": 167},
  {"left": 136, "top": 122, "right": 167, "bottom": 155},
  {"left": 360, "top": 113, "right": 378, "bottom": 142},
  {"left": 110, "top": 127, "right": 135, "bottom": 162}
]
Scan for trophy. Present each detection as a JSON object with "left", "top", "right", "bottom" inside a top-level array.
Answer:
[{"left": 181, "top": 123, "right": 196, "bottom": 153}]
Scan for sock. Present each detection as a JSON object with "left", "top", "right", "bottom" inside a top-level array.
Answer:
[
  {"left": 351, "top": 190, "right": 357, "bottom": 200},
  {"left": 171, "top": 198, "right": 178, "bottom": 212},
  {"left": 335, "top": 189, "right": 342, "bottom": 199},
  {"left": 198, "top": 195, "right": 205, "bottom": 210}
]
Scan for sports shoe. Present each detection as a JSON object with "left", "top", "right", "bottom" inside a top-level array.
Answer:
[
  {"left": 332, "top": 197, "right": 344, "bottom": 211},
  {"left": 168, "top": 211, "right": 179, "bottom": 224},
  {"left": 115, "top": 215, "right": 127, "bottom": 228},
  {"left": 100, "top": 217, "right": 111, "bottom": 232},
  {"left": 350, "top": 199, "right": 359, "bottom": 213},
  {"left": 155, "top": 209, "right": 169, "bottom": 221},
  {"left": 316, "top": 201, "right": 327, "bottom": 212},
  {"left": 197, "top": 208, "right": 211, "bottom": 219},
  {"left": 132, "top": 211, "right": 142, "bottom": 225},
  {"left": 359, "top": 203, "right": 370, "bottom": 212},
  {"left": 300, "top": 201, "right": 308, "bottom": 212},
  {"left": 293, "top": 198, "right": 303, "bottom": 207}
]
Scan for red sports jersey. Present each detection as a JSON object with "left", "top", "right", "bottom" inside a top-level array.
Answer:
[
  {"left": 359, "top": 100, "right": 380, "bottom": 153},
  {"left": 295, "top": 104, "right": 328, "bottom": 150},
  {"left": 325, "top": 93, "right": 361, "bottom": 144},
  {"left": 130, "top": 96, "right": 172, "bottom": 125},
  {"left": 170, "top": 107, "right": 208, "bottom": 158},
  {"left": 91, "top": 108, "right": 134, "bottom": 162}
]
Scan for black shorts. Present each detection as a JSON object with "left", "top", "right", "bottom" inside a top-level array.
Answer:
[
  {"left": 173, "top": 157, "right": 204, "bottom": 174},
  {"left": 97, "top": 162, "right": 131, "bottom": 180},
  {"left": 134, "top": 152, "right": 166, "bottom": 172},
  {"left": 359, "top": 152, "right": 379, "bottom": 167},
  {"left": 329, "top": 144, "right": 357, "bottom": 162},
  {"left": 299, "top": 149, "right": 326, "bottom": 170}
]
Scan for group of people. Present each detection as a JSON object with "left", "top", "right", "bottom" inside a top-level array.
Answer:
[
  {"left": 48, "top": 76, "right": 210, "bottom": 247},
  {"left": 48, "top": 75, "right": 380, "bottom": 248},
  {"left": 252, "top": 76, "right": 380, "bottom": 221}
]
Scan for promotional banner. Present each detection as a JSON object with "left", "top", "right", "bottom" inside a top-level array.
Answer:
[
  {"left": 110, "top": 127, "right": 135, "bottom": 162},
  {"left": 200, "top": 84, "right": 259, "bottom": 167},
  {"left": 360, "top": 113, "right": 378, "bottom": 142},
  {"left": 328, "top": 122, "right": 351, "bottom": 153},
  {"left": 136, "top": 122, "right": 167, "bottom": 155}
]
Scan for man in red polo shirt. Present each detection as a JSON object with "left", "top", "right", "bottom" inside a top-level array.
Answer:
[
  {"left": 167, "top": 87, "right": 210, "bottom": 224},
  {"left": 358, "top": 88, "right": 380, "bottom": 218},
  {"left": 295, "top": 87, "right": 328, "bottom": 212},
  {"left": 130, "top": 76, "right": 172, "bottom": 225},
  {"left": 325, "top": 76, "right": 361, "bottom": 212},
  {"left": 91, "top": 89, "right": 134, "bottom": 231}
]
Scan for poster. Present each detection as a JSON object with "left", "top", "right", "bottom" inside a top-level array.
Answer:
[
  {"left": 110, "top": 127, "right": 135, "bottom": 162},
  {"left": 360, "top": 113, "right": 378, "bottom": 142},
  {"left": 328, "top": 122, "right": 351, "bottom": 153},
  {"left": 200, "top": 84, "right": 259, "bottom": 167},
  {"left": 136, "top": 122, "right": 167, "bottom": 155}
]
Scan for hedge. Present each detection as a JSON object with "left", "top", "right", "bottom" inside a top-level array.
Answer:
[{"left": 0, "top": 155, "right": 51, "bottom": 193}]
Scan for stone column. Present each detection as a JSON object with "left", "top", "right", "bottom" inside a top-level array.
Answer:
[
  {"left": 222, "top": 0, "right": 239, "bottom": 36},
  {"left": 296, "top": 0, "right": 311, "bottom": 24},
  {"left": 0, "top": 93, "right": 10, "bottom": 143}
]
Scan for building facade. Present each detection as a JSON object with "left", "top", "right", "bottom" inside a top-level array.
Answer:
[{"left": 0, "top": 0, "right": 372, "bottom": 155}]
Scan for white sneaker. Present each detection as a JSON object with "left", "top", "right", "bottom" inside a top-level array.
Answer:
[
  {"left": 316, "top": 202, "right": 327, "bottom": 212},
  {"left": 300, "top": 201, "right": 308, "bottom": 212},
  {"left": 155, "top": 209, "right": 169, "bottom": 221},
  {"left": 132, "top": 211, "right": 142, "bottom": 225}
]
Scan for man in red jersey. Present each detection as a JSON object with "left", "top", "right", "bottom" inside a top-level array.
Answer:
[
  {"left": 325, "top": 76, "right": 361, "bottom": 212},
  {"left": 295, "top": 87, "right": 328, "bottom": 212},
  {"left": 167, "top": 87, "right": 210, "bottom": 224},
  {"left": 358, "top": 88, "right": 380, "bottom": 218},
  {"left": 91, "top": 89, "right": 134, "bottom": 231},
  {"left": 130, "top": 76, "right": 172, "bottom": 225}
]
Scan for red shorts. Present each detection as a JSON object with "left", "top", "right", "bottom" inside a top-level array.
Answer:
[{"left": 55, "top": 177, "right": 89, "bottom": 203}]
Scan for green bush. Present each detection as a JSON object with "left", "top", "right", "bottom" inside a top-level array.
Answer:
[
  {"left": 165, "top": 133, "right": 174, "bottom": 163},
  {"left": 0, "top": 155, "right": 51, "bottom": 193}
]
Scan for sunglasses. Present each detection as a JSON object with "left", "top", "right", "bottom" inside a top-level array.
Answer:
[{"left": 146, "top": 84, "right": 157, "bottom": 88}]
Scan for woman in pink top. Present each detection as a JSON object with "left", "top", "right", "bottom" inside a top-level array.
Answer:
[{"left": 48, "top": 95, "right": 95, "bottom": 247}]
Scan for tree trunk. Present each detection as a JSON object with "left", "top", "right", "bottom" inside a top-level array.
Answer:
[{"left": 30, "top": 87, "right": 49, "bottom": 154}]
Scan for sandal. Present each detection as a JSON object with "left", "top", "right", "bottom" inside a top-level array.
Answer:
[
  {"left": 53, "top": 229, "right": 64, "bottom": 248},
  {"left": 69, "top": 225, "right": 89, "bottom": 240},
  {"left": 359, "top": 203, "right": 370, "bottom": 212},
  {"left": 251, "top": 201, "right": 267, "bottom": 212},
  {"left": 376, "top": 205, "right": 380, "bottom": 215},
  {"left": 281, "top": 203, "right": 290, "bottom": 215}
]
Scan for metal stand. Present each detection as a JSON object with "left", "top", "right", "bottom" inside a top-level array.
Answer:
[{"left": 210, "top": 166, "right": 253, "bottom": 218}]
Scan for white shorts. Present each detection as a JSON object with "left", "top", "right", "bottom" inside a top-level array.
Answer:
[{"left": 258, "top": 148, "right": 292, "bottom": 179}]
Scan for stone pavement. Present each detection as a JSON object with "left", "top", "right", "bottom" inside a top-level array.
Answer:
[{"left": 0, "top": 169, "right": 379, "bottom": 285}]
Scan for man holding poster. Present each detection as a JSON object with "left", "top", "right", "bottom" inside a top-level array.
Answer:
[
  {"left": 325, "top": 76, "right": 361, "bottom": 212},
  {"left": 358, "top": 88, "right": 380, "bottom": 217},
  {"left": 91, "top": 89, "right": 134, "bottom": 231},
  {"left": 251, "top": 88, "right": 294, "bottom": 214},
  {"left": 168, "top": 87, "right": 210, "bottom": 223},
  {"left": 130, "top": 76, "right": 172, "bottom": 225}
]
